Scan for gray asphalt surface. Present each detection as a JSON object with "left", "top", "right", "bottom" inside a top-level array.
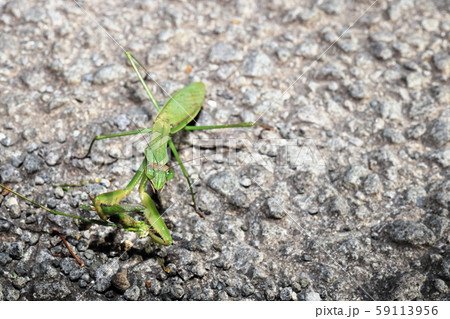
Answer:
[{"left": 0, "top": 0, "right": 449, "bottom": 300}]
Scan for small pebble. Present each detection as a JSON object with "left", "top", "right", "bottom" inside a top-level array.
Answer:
[
  {"left": 406, "top": 72, "right": 423, "bottom": 88},
  {"left": 92, "top": 64, "right": 127, "bottom": 85},
  {"left": 280, "top": 287, "right": 294, "bottom": 301},
  {"left": 23, "top": 154, "right": 44, "bottom": 174},
  {"left": 111, "top": 272, "right": 131, "bottom": 292},
  {"left": 69, "top": 269, "right": 85, "bottom": 281},
  {"left": 337, "top": 40, "right": 358, "bottom": 53},
  {"left": 5, "top": 197, "right": 21, "bottom": 218},
  {"left": 265, "top": 195, "right": 287, "bottom": 219},
  {"left": 370, "top": 42, "right": 393, "bottom": 60},
  {"left": 8, "top": 242, "right": 24, "bottom": 260},
  {"left": 1, "top": 135, "right": 18, "bottom": 147},
  {"left": 209, "top": 42, "right": 243, "bottom": 64},
  {"left": 27, "top": 143, "right": 39, "bottom": 153},
  {"left": 320, "top": 0, "right": 344, "bottom": 15},
  {"left": 327, "top": 82, "right": 338, "bottom": 91},
  {"left": 157, "top": 29, "right": 175, "bottom": 42},
  {"left": 433, "top": 52, "right": 450, "bottom": 75},
  {"left": 5, "top": 288, "right": 20, "bottom": 301},
  {"left": 239, "top": 177, "right": 252, "bottom": 187},
  {"left": 276, "top": 47, "right": 291, "bottom": 62},
  {"left": 295, "top": 40, "right": 319, "bottom": 59},
  {"left": 114, "top": 114, "right": 131, "bottom": 131},
  {"left": 383, "top": 128, "right": 406, "bottom": 144},
  {"left": 45, "top": 151, "right": 61, "bottom": 166},
  {"left": 35, "top": 176, "right": 45, "bottom": 185},
  {"left": 241, "top": 51, "right": 273, "bottom": 77},
  {"left": 425, "top": 118, "right": 449, "bottom": 147},
  {"left": 215, "top": 64, "right": 236, "bottom": 80},
  {"left": 124, "top": 285, "right": 140, "bottom": 301},
  {"left": 78, "top": 279, "right": 88, "bottom": 288},
  {"left": 0, "top": 220, "right": 12, "bottom": 232},
  {"left": 11, "top": 156, "right": 24, "bottom": 168},
  {"left": 54, "top": 187, "right": 64, "bottom": 199},
  {"left": 22, "top": 128, "right": 38, "bottom": 140},
  {"left": 241, "top": 90, "right": 260, "bottom": 106},
  {"left": 347, "top": 82, "right": 366, "bottom": 100},
  {"left": 330, "top": 195, "right": 350, "bottom": 215},
  {"left": 363, "top": 174, "right": 382, "bottom": 195},
  {"left": 434, "top": 278, "right": 448, "bottom": 294},
  {"left": 421, "top": 18, "right": 439, "bottom": 32},
  {"left": 304, "top": 290, "right": 321, "bottom": 301},
  {"left": 170, "top": 284, "right": 185, "bottom": 300},
  {"left": 0, "top": 252, "right": 12, "bottom": 265},
  {"left": 387, "top": 220, "right": 436, "bottom": 246},
  {"left": 47, "top": 96, "right": 69, "bottom": 112},
  {"left": 100, "top": 179, "right": 111, "bottom": 188},
  {"left": 392, "top": 41, "right": 412, "bottom": 57},
  {"left": 57, "top": 131, "right": 66, "bottom": 143},
  {"left": 344, "top": 165, "right": 369, "bottom": 189}
]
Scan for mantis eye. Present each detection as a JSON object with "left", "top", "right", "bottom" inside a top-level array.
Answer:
[{"left": 166, "top": 168, "right": 174, "bottom": 181}]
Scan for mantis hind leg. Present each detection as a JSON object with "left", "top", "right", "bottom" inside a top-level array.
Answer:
[
  {"left": 0, "top": 183, "right": 117, "bottom": 227},
  {"left": 168, "top": 140, "right": 205, "bottom": 219}
]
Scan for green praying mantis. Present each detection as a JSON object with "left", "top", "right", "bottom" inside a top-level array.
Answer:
[{"left": 0, "top": 52, "right": 263, "bottom": 246}]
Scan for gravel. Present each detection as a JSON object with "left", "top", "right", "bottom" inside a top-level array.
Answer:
[
  {"left": 386, "top": 220, "right": 436, "bottom": 246},
  {"left": 425, "top": 117, "right": 450, "bottom": 147},
  {"left": 23, "top": 154, "right": 44, "bottom": 174},
  {"left": 265, "top": 195, "right": 287, "bottom": 219},
  {"left": 240, "top": 51, "right": 273, "bottom": 77},
  {"left": 32, "top": 281, "right": 71, "bottom": 300},
  {"left": 209, "top": 43, "right": 243, "bottom": 64},
  {"left": 92, "top": 64, "right": 127, "bottom": 85},
  {"left": 433, "top": 52, "right": 450, "bottom": 75},
  {"left": 124, "top": 285, "right": 141, "bottom": 301},
  {"left": 295, "top": 40, "right": 319, "bottom": 59},
  {"left": 347, "top": 82, "right": 366, "bottom": 100},
  {"left": 369, "top": 42, "right": 393, "bottom": 60},
  {"left": 0, "top": 0, "right": 448, "bottom": 301}
]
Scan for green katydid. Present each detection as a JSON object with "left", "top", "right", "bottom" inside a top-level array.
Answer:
[{"left": 0, "top": 52, "right": 263, "bottom": 246}]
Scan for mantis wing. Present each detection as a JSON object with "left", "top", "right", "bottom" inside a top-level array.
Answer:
[{"left": 156, "top": 82, "right": 206, "bottom": 133}]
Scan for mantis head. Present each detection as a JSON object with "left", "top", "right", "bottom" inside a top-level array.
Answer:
[{"left": 146, "top": 163, "right": 174, "bottom": 191}]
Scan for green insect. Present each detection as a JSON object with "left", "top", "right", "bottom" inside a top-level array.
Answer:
[{"left": 0, "top": 52, "right": 262, "bottom": 246}]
